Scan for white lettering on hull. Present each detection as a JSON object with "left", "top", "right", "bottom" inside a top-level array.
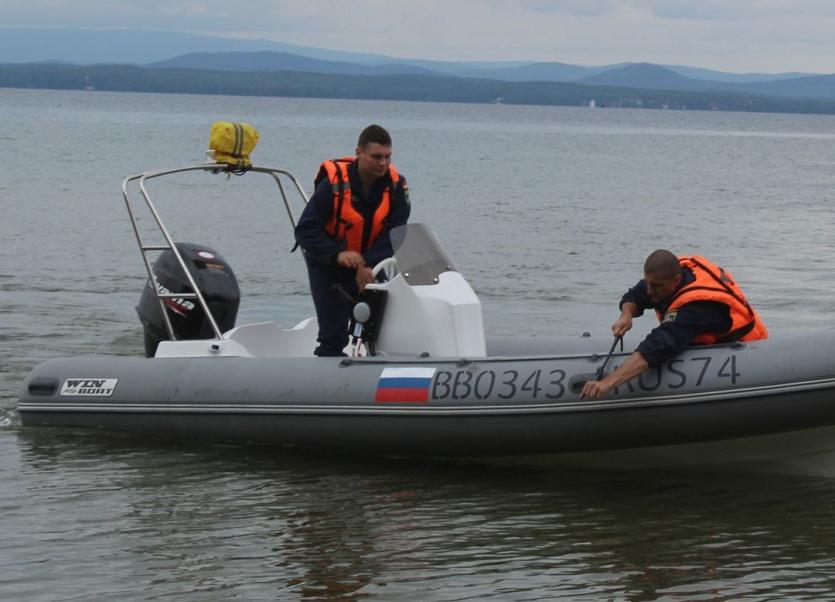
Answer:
[{"left": 61, "top": 378, "right": 118, "bottom": 397}]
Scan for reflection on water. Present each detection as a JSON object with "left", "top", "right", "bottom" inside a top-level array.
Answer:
[{"left": 5, "top": 428, "right": 835, "bottom": 600}]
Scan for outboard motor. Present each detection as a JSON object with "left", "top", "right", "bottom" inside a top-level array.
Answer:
[{"left": 137, "top": 243, "right": 240, "bottom": 357}]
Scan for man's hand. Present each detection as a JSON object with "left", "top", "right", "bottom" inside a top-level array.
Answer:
[
  {"left": 580, "top": 379, "right": 611, "bottom": 400},
  {"left": 337, "top": 250, "right": 365, "bottom": 269},
  {"left": 612, "top": 303, "right": 637, "bottom": 337},
  {"left": 355, "top": 266, "right": 375, "bottom": 291},
  {"left": 612, "top": 315, "right": 633, "bottom": 337}
]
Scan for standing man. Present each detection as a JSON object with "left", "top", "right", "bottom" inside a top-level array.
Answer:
[
  {"left": 581, "top": 250, "right": 768, "bottom": 399},
  {"left": 295, "top": 124, "right": 410, "bottom": 356}
]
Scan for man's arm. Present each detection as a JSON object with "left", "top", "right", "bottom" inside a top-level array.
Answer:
[
  {"left": 611, "top": 277, "right": 652, "bottom": 337},
  {"left": 581, "top": 301, "right": 731, "bottom": 399},
  {"left": 620, "top": 280, "right": 651, "bottom": 316},
  {"left": 580, "top": 351, "right": 649, "bottom": 399},
  {"left": 294, "top": 179, "right": 346, "bottom": 266}
]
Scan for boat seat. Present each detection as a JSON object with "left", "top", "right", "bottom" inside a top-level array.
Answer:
[{"left": 223, "top": 318, "right": 318, "bottom": 358}]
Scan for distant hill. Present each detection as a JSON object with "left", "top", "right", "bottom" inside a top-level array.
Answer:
[
  {"left": 0, "top": 28, "right": 296, "bottom": 65},
  {"left": 573, "top": 62, "right": 835, "bottom": 100},
  {"left": 664, "top": 64, "right": 810, "bottom": 83},
  {"left": 148, "top": 50, "right": 835, "bottom": 103},
  {"left": 0, "top": 27, "right": 531, "bottom": 72},
  {"left": 1, "top": 27, "right": 823, "bottom": 83},
  {"left": 577, "top": 63, "right": 708, "bottom": 91},
  {"left": 151, "top": 51, "right": 622, "bottom": 82},
  {"left": 4, "top": 62, "right": 835, "bottom": 116},
  {"left": 450, "top": 61, "right": 614, "bottom": 82},
  {"left": 151, "top": 51, "right": 822, "bottom": 92},
  {"left": 737, "top": 73, "right": 835, "bottom": 100},
  {"left": 150, "top": 51, "right": 439, "bottom": 76},
  {"left": 3, "top": 28, "right": 834, "bottom": 106}
]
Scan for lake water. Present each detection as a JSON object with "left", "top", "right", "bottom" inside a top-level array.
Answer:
[{"left": 3, "top": 88, "right": 835, "bottom": 600}]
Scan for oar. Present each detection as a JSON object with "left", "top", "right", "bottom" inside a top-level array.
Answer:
[{"left": 595, "top": 334, "right": 624, "bottom": 380}]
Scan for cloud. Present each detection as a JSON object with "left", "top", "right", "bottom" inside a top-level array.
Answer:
[
  {"left": 643, "top": 0, "right": 835, "bottom": 21},
  {"left": 641, "top": 0, "right": 755, "bottom": 20},
  {"left": 513, "top": 0, "right": 619, "bottom": 17}
]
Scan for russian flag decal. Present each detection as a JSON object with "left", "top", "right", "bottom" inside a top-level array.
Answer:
[{"left": 374, "top": 367, "right": 437, "bottom": 403}]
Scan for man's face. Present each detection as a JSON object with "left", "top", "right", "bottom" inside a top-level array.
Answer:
[
  {"left": 645, "top": 272, "right": 681, "bottom": 305},
  {"left": 356, "top": 142, "right": 392, "bottom": 181}
]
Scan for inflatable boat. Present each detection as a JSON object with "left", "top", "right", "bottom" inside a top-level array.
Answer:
[{"left": 16, "top": 161, "right": 835, "bottom": 472}]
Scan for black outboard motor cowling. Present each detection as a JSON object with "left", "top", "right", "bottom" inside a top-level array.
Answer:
[{"left": 137, "top": 243, "right": 240, "bottom": 357}]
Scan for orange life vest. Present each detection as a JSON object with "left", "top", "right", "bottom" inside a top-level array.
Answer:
[
  {"left": 315, "top": 157, "right": 400, "bottom": 253},
  {"left": 655, "top": 256, "right": 768, "bottom": 344}
]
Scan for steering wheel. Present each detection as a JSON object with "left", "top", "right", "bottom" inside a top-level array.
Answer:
[{"left": 372, "top": 257, "right": 398, "bottom": 280}]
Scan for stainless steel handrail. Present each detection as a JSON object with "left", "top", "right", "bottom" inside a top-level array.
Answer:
[{"left": 122, "top": 163, "right": 309, "bottom": 341}]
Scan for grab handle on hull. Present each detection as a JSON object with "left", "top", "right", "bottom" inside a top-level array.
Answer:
[
  {"left": 27, "top": 378, "right": 59, "bottom": 396},
  {"left": 569, "top": 374, "right": 598, "bottom": 394}
]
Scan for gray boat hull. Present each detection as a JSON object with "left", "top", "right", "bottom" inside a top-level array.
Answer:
[{"left": 18, "top": 331, "right": 835, "bottom": 464}]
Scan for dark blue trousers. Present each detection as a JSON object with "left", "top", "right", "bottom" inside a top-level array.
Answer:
[{"left": 305, "top": 261, "right": 358, "bottom": 356}]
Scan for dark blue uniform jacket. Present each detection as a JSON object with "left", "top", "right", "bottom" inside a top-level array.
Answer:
[
  {"left": 294, "top": 161, "right": 410, "bottom": 266},
  {"left": 620, "top": 267, "right": 733, "bottom": 367}
]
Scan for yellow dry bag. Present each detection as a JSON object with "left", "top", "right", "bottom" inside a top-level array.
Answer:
[{"left": 208, "top": 121, "right": 260, "bottom": 168}]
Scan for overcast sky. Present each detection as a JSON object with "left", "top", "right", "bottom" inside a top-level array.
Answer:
[{"left": 5, "top": 0, "right": 835, "bottom": 73}]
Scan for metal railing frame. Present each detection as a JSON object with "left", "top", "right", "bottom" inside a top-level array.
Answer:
[{"left": 122, "top": 164, "right": 308, "bottom": 341}]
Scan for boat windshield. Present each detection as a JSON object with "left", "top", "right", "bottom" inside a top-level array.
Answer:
[{"left": 390, "top": 223, "right": 456, "bottom": 286}]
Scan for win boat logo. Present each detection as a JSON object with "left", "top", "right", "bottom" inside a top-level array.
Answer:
[
  {"left": 374, "top": 367, "right": 436, "bottom": 403},
  {"left": 60, "top": 378, "right": 118, "bottom": 397}
]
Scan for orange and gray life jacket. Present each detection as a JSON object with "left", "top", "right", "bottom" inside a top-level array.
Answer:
[
  {"left": 315, "top": 157, "right": 401, "bottom": 253},
  {"left": 655, "top": 255, "right": 768, "bottom": 344}
]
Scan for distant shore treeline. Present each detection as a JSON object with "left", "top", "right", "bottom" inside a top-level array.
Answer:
[{"left": 4, "top": 63, "right": 835, "bottom": 115}]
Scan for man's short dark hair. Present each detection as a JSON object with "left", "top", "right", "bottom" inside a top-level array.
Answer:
[
  {"left": 644, "top": 249, "right": 681, "bottom": 279},
  {"left": 357, "top": 124, "right": 391, "bottom": 148}
]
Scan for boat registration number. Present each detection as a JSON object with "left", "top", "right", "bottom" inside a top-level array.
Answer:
[{"left": 430, "top": 354, "right": 741, "bottom": 401}]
